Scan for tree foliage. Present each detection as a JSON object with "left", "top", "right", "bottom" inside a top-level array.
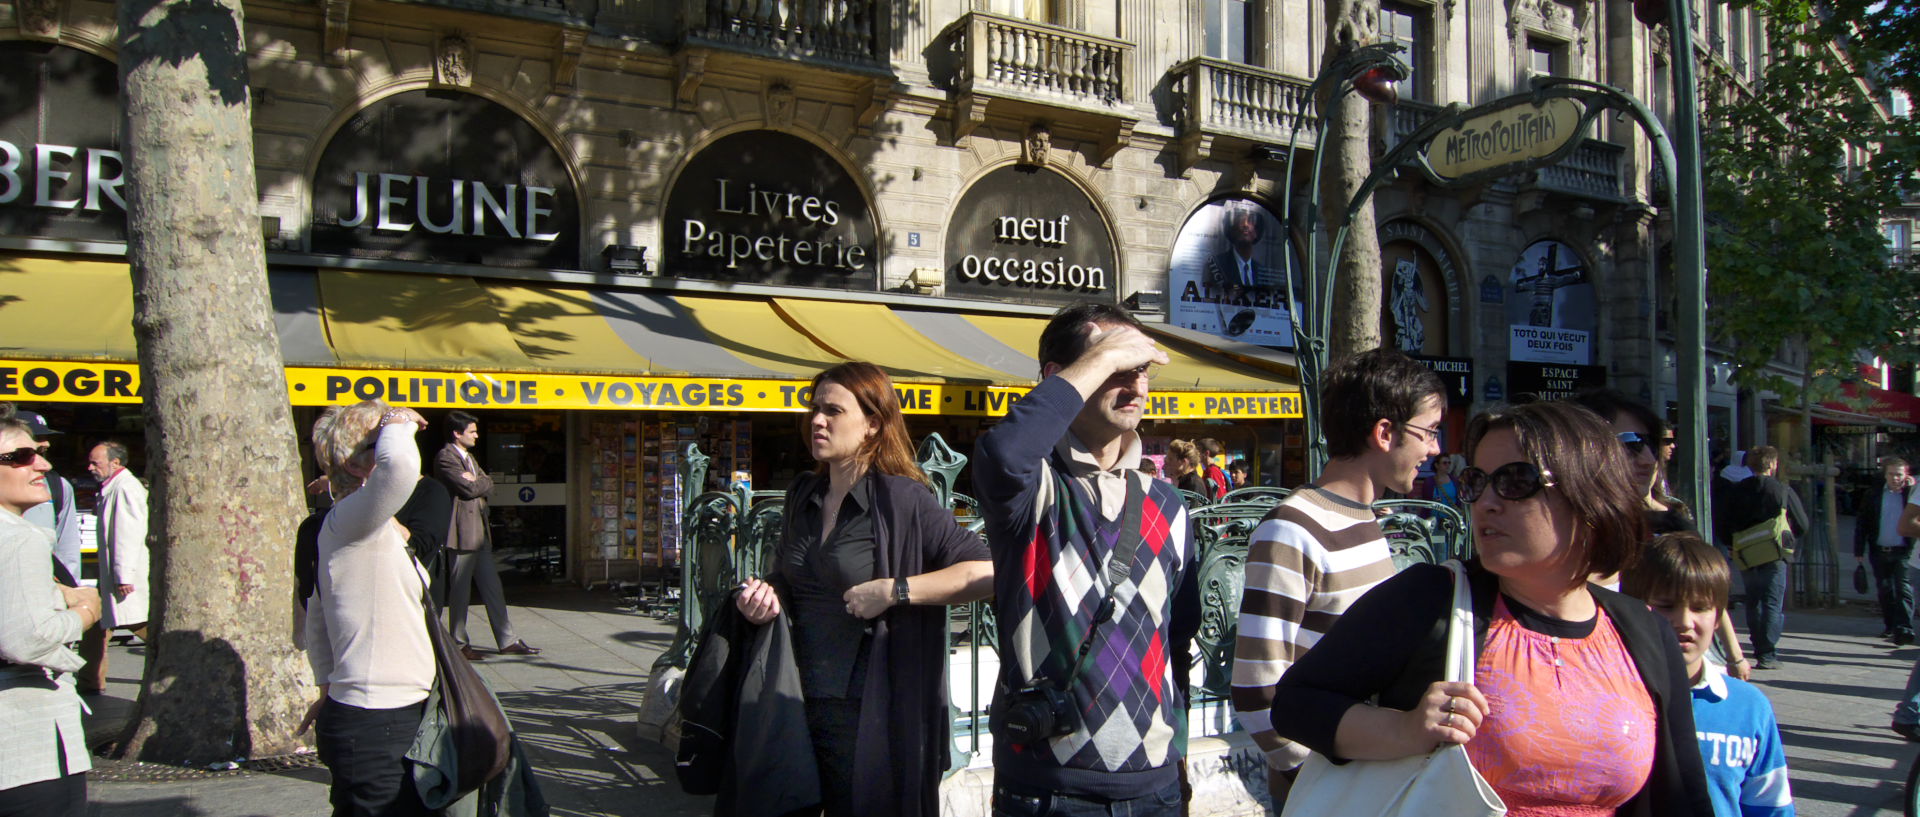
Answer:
[{"left": 1704, "top": 0, "right": 1920, "bottom": 398}]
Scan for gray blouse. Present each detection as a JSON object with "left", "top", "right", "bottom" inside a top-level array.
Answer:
[{"left": 0, "top": 508, "right": 90, "bottom": 789}]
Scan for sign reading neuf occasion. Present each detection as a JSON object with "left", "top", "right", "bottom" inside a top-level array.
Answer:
[
  {"left": 663, "top": 131, "right": 877, "bottom": 289},
  {"left": 943, "top": 166, "right": 1117, "bottom": 308},
  {"left": 0, "top": 359, "right": 1302, "bottom": 420},
  {"left": 309, "top": 91, "right": 581, "bottom": 269}
]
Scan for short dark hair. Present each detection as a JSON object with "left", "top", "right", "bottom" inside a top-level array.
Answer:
[
  {"left": 1623, "top": 532, "right": 1731, "bottom": 612},
  {"left": 96, "top": 439, "right": 130, "bottom": 465},
  {"left": 1571, "top": 388, "right": 1666, "bottom": 441},
  {"left": 1884, "top": 457, "right": 1910, "bottom": 472},
  {"left": 1747, "top": 445, "right": 1779, "bottom": 475},
  {"left": 1037, "top": 302, "right": 1146, "bottom": 373},
  {"left": 1200, "top": 438, "right": 1224, "bottom": 457},
  {"left": 447, "top": 410, "right": 479, "bottom": 442},
  {"left": 1228, "top": 459, "right": 1248, "bottom": 474},
  {"left": 1465, "top": 400, "right": 1647, "bottom": 580},
  {"left": 1322, "top": 348, "right": 1446, "bottom": 459}
]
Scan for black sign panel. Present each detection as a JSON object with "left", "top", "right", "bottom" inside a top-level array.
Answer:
[
  {"left": 662, "top": 130, "right": 876, "bottom": 289},
  {"left": 309, "top": 91, "right": 580, "bottom": 268},
  {"left": 0, "top": 42, "right": 126, "bottom": 243},
  {"left": 1506, "top": 362, "right": 1607, "bottom": 402},
  {"left": 943, "top": 166, "right": 1117, "bottom": 307},
  {"left": 1413, "top": 355, "right": 1474, "bottom": 406}
]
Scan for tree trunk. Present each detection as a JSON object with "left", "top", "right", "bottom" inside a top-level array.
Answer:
[
  {"left": 1322, "top": 0, "right": 1384, "bottom": 363},
  {"left": 115, "top": 0, "right": 316, "bottom": 764}
]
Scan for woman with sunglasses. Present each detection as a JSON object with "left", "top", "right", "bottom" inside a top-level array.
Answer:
[
  {"left": 1573, "top": 390, "right": 1750, "bottom": 680},
  {"left": 733, "top": 362, "right": 992, "bottom": 817},
  {"left": 1271, "top": 400, "right": 1713, "bottom": 816},
  {"left": 0, "top": 403, "right": 102, "bottom": 817}
]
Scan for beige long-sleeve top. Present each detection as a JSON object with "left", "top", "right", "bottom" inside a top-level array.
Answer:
[
  {"left": 305, "top": 422, "right": 435, "bottom": 709},
  {"left": 0, "top": 508, "right": 90, "bottom": 788}
]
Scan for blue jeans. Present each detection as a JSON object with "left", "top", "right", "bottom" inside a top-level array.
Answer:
[
  {"left": 1898, "top": 655, "right": 1920, "bottom": 727},
  {"left": 992, "top": 778, "right": 1183, "bottom": 817},
  {"left": 1744, "top": 559, "right": 1789, "bottom": 661}
]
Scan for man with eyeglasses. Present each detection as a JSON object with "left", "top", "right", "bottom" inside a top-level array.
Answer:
[
  {"left": 972, "top": 302, "right": 1200, "bottom": 816},
  {"left": 1230, "top": 347, "right": 1446, "bottom": 806},
  {"left": 13, "top": 412, "right": 82, "bottom": 587},
  {"left": 79, "top": 440, "right": 149, "bottom": 695}
]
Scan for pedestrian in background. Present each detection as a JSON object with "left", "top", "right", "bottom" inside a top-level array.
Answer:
[
  {"left": 1430, "top": 453, "right": 1465, "bottom": 508},
  {"left": 435, "top": 411, "right": 538, "bottom": 660},
  {"left": 300, "top": 401, "right": 436, "bottom": 817},
  {"left": 1854, "top": 458, "right": 1915, "bottom": 646},
  {"left": 79, "top": 440, "right": 149, "bottom": 695},
  {"left": 1272, "top": 399, "right": 1714, "bottom": 816},
  {"left": 0, "top": 402, "right": 101, "bottom": 817},
  {"left": 735, "top": 361, "right": 992, "bottom": 817},
  {"left": 1166, "top": 439, "right": 1208, "bottom": 500},
  {"left": 1723, "top": 446, "right": 1807, "bottom": 669},
  {"left": 1200, "top": 438, "right": 1230, "bottom": 500}
]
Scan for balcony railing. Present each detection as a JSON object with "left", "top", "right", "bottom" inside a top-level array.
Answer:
[
  {"left": 1387, "top": 99, "right": 1443, "bottom": 148},
  {"left": 1170, "top": 57, "right": 1314, "bottom": 144},
  {"left": 944, "top": 12, "right": 1131, "bottom": 111},
  {"left": 684, "top": 0, "right": 883, "bottom": 66},
  {"left": 1533, "top": 138, "right": 1626, "bottom": 199}
]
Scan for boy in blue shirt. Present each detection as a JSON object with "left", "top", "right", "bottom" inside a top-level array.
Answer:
[{"left": 1626, "top": 532, "right": 1795, "bottom": 817}]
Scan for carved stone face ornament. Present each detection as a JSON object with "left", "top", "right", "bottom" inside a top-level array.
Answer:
[
  {"left": 436, "top": 35, "right": 472, "bottom": 88},
  {"left": 18, "top": 0, "right": 61, "bottom": 38},
  {"left": 765, "top": 84, "right": 796, "bottom": 128},
  {"left": 1022, "top": 123, "right": 1051, "bottom": 167}
]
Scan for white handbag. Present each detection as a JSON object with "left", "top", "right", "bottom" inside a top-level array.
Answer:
[{"left": 1279, "top": 560, "right": 1506, "bottom": 817}]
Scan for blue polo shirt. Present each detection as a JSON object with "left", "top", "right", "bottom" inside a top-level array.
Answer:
[{"left": 1691, "top": 663, "right": 1794, "bottom": 817}]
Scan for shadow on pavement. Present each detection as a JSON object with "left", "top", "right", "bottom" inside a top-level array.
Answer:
[{"left": 497, "top": 683, "right": 713, "bottom": 817}]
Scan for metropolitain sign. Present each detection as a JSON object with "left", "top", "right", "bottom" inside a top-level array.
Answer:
[{"left": 0, "top": 361, "right": 1303, "bottom": 420}]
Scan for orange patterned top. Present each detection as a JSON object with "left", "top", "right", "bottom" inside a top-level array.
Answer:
[{"left": 1464, "top": 597, "right": 1657, "bottom": 816}]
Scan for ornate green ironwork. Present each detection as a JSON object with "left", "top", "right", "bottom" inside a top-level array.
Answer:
[{"left": 1372, "top": 499, "right": 1472, "bottom": 569}]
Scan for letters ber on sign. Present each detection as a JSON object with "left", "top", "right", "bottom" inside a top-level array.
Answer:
[{"left": 1426, "top": 97, "right": 1584, "bottom": 181}]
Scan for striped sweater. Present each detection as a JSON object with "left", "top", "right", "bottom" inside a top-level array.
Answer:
[{"left": 1229, "top": 486, "right": 1396, "bottom": 770}]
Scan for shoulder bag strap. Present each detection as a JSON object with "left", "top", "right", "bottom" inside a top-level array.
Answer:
[
  {"left": 1443, "top": 560, "right": 1475, "bottom": 685},
  {"left": 1053, "top": 471, "right": 1147, "bottom": 690}
]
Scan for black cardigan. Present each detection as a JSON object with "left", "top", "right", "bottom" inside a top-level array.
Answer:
[
  {"left": 1270, "top": 561, "right": 1715, "bottom": 817},
  {"left": 771, "top": 471, "right": 990, "bottom": 817}
]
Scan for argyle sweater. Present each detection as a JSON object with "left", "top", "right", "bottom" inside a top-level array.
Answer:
[{"left": 973, "top": 376, "right": 1201, "bottom": 800}]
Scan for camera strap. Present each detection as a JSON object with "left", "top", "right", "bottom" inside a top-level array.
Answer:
[{"left": 1050, "top": 468, "right": 1147, "bottom": 692}]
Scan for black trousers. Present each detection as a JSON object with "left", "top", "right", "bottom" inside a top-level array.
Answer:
[
  {"left": 0, "top": 772, "right": 85, "bottom": 817},
  {"left": 445, "top": 547, "right": 517, "bottom": 649},
  {"left": 1873, "top": 544, "right": 1916, "bottom": 636},
  {"left": 315, "top": 698, "right": 433, "bottom": 817}
]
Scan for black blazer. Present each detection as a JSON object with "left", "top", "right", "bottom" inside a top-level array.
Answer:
[
  {"left": 1856, "top": 483, "right": 1917, "bottom": 556},
  {"left": 676, "top": 592, "right": 820, "bottom": 816},
  {"left": 1271, "top": 561, "right": 1715, "bottom": 817}
]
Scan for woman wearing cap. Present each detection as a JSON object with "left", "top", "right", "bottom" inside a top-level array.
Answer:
[
  {"left": 0, "top": 402, "right": 102, "bottom": 817},
  {"left": 1271, "top": 400, "right": 1713, "bottom": 816}
]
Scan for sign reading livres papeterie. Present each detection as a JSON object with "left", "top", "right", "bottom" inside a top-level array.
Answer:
[
  {"left": 943, "top": 166, "right": 1117, "bottom": 308},
  {"left": 1425, "top": 97, "right": 1584, "bottom": 181},
  {"left": 0, "top": 42, "right": 127, "bottom": 244},
  {"left": 662, "top": 130, "right": 877, "bottom": 289},
  {"left": 310, "top": 91, "right": 581, "bottom": 269}
]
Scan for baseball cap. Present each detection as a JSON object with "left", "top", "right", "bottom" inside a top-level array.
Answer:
[{"left": 15, "top": 410, "right": 60, "bottom": 437}]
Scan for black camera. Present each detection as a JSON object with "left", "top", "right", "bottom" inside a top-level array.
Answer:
[{"left": 997, "top": 678, "right": 1078, "bottom": 745}]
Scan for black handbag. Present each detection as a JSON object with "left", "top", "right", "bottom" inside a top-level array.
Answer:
[
  {"left": 418, "top": 572, "right": 513, "bottom": 797},
  {"left": 1855, "top": 563, "right": 1871, "bottom": 595}
]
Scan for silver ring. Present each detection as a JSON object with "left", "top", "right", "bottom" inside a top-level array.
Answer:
[
  {"left": 1445, "top": 696, "right": 1457, "bottom": 714},
  {"left": 1444, "top": 712, "right": 1455, "bottom": 729}
]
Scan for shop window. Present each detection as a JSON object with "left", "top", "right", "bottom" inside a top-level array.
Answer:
[
  {"left": 1379, "top": 2, "right": 1429, "bottom": 101},
  {"left": 1526, "top": 37, "right": 1564, "bottom": 78},
  {"left": 1204, "top": 0, "right": 1255, "bottom": 64}
]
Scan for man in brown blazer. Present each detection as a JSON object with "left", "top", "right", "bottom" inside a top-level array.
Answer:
[{"left": 434, "top": 410, "right": 538, "bottom": 659}]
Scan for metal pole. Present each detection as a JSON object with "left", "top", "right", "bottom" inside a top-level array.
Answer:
[{"left": 1666, "top": 0, "right": 1712, "bottom": 539}]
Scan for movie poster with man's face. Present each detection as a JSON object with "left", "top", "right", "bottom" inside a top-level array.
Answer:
[{"left": 1168, "top": 198, "right": 1303, "bottom": 348}]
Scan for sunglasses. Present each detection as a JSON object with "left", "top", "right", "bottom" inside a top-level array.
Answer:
[
  {"left": 1617, "top": 431, "right": 1648, "bottom": 457},
  {"left": 1458, "top": 462, "right": 1556, "bottom": 502},
  {"left": 0, "top": 447, "right": 44, "bottom": 467}
]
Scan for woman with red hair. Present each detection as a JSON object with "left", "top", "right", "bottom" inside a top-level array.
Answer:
[{"left": 735, "top": 362, "right": 993, "bottom": 817}]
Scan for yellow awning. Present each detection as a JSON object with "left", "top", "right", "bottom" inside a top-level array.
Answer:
[
  {"left": 961, "top": 313, "right": 1287, "bottom": 391},
  {"left": 771, "top": 297, "right": 1021, "bottom": 384},
  {"left": 479, "top": 282, "right": 657, "bottom": 372},
  {"left": 0, "top": 257, "right": 136, "bottom": 360},
  {"left": 318, "top": 270, "right": 533, "bottom": 369},
  {"left": 669, "top": 294, "right": 846, "bottom": 377}
]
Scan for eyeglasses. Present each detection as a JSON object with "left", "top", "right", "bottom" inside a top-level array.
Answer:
[
  {"left": 1617, "top": 431, "right": 1649, "bottom": 457},
  {"left": 1458, "top": 462, "right": 1556, "bottom": 502},
  {"left": 0, "top": 447, "right": 45, "bottom": 467},
  {"left": 1398, "top": 421, "right": 1442, "bottom": 443}
]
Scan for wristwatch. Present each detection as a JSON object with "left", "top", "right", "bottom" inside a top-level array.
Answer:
[{"left": 893, "top": 576, "right": 912, "bottom": 607}]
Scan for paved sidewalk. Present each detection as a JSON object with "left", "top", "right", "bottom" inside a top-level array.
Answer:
[{"left": 80, "top": 585, "right": 1919, "bottom": 816}]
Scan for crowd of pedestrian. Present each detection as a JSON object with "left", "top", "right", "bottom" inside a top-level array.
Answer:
[{"left": 12, "top": 296, "right": 1920, "bottom": 817}]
